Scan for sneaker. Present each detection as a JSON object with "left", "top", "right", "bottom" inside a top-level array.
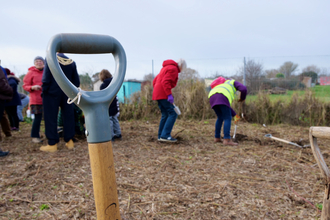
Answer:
[
  {"left": 159, "top": 137, "right": 177, "bottom": 142},
  {"left": 0, "top": 151, "right": 9, "bottom": 157},
  {"left": 32, "top": 138, "right": 43, "bottom": 143}
]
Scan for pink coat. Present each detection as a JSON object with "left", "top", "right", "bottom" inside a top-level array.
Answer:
[{"left": 23, "top": 66, "right": 43, "bottom": 105}]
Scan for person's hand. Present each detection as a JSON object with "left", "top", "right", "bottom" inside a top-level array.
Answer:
[
  {"left": 238, "top": 98, "right": 245, "bottom": 102},
  {"left": 167, "top": 94, "right": 174, "bottom": 104},
  {"left": 32, "top": 85, "right": 41, "bottom": 91}
]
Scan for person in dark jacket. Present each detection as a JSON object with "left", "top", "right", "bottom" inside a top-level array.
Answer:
[
  {"left": 40, "top": 53, "right": 80, "bottom": 152},
  {"left": 208, "top": 76, "right": 247, "bottom": 146},
  {"left": 0, "top": 66, "right": 13, "bottom": 157},
  {"left": 152, "top": 59, "right": 186, "bottom": 143},
  {"left": 99, "top": 69, "right": 122, "bottom": 141},
  {"left": 4, "top": 69, "right": 21, "bottom": 131}
]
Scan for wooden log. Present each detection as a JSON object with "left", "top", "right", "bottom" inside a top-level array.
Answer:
[{"left": 88, "top": 141, "right": 121, "bottom": 220}]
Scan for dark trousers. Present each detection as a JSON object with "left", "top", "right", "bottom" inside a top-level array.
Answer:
[
  {"left": 5, "top": 105, "right": 19, "bottom": 129},
  {"left": 0, "top": 102, "right": 5, "bottom": 148},
  {"left": 43, "top": 94, "right": 75, "bottom": 145},
  {"left": 31, "top": 113, "right": 42, "bottom": 138},
  {"left": 1, "top": 112, "right": 12, "bottom": 137}
]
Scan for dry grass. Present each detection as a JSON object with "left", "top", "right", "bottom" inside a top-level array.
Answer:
[
  {"left": 0, "top": 119, "right": 327, "bottom": 219},
  {"left": 119, "top": 80, "right": 330, "bottom": 127}
]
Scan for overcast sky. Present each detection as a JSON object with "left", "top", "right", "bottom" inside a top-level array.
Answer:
[{"left": 1, "top": 0, "right": 329, "bottom": 80}]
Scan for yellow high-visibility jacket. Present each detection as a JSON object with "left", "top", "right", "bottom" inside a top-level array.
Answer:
[{"left": 208, "top": 80, "right": 236, "bottom": 105}]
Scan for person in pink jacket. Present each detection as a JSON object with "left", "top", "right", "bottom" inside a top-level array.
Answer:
[
  {"left": 23, "top": 56, "right": 44, "bottom": 143},
  {"left": 152, "top": 59, "right": 186, "bottom": 142}
]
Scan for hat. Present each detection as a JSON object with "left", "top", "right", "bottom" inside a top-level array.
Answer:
[
  {"left": 34, "top": 56, "right": 44, "bottom": 63},
  {"left": 5, "top": 68, "right": 11, "bottom": 76},
  {"left": 210, "top": 77, "right": 226, "bottom": 89}
]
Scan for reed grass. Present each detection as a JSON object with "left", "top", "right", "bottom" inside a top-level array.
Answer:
[{"left": 119, "top": 80, "right": 330, "bottom": 127}]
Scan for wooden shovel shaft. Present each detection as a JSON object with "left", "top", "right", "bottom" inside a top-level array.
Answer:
[
  {"left": 269, "top": 136, "right": 292, "bottom": 145},
  {"left": 309, "top": 126, "right": 330, "bottom": 220},
  {"left": 88, "top": 141, "right": 121, "bottom": 220}
]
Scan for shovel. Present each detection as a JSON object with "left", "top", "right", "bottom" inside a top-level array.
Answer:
[
  {"left": 233, "top": 101, "right": 244, "bottom": 140},
  {"left": 264, "top": 134, "right": 310, "bottom": 149},
  {"left": 233, "top": 115, "right": 240, "bottom": 139},
  {"left": 46, "top": 33, "right": 126, "bottom": 220}
]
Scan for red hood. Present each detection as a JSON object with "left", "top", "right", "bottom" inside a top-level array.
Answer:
[{"left": 162, "top": 60, "right": 179, "bottom": 68}]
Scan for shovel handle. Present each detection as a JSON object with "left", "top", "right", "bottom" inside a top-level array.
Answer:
[
  {"left": 269, "top": 136, "right": 292, "bottom": 144},
  {"left": 309, "top": 127, "right": 330, "bottom": 180},
  {"left": 88, "top": 141, "right": 121, "bottom": 220},
  {"left": 310, "top": 127, "right": 330, "bottom": 140}
]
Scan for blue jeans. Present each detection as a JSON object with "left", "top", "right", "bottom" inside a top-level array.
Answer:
[
  {"left": 157, "top": 99, "right": 178, "bottom": 139},
  {"left": 17, "top": 96, "right": 30, "bottom": 122},
  {"left": 109, "top": 114, "right": 121, "bottom": 139},
  {"left": 213, "top": 105, "right": 232, "bottom": 139}
]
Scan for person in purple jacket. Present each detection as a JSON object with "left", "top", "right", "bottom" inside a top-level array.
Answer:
[{"left": 208, "top": 76, "right": 247, "bottom": 146}]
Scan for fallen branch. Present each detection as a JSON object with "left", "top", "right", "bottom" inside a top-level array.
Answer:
[
  {"left": 285, "top": 179, "right": 321, "bottom": 213},
  {"left": 173, "top": 129, "right": 185, "bottom": 138},
  {"left": 6, "top": 196, "right": 70, "bottom": 204}
]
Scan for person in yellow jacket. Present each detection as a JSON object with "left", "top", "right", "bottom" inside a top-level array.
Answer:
[{"left": 208, "top": 77, "right": 247, "bottom": 146}]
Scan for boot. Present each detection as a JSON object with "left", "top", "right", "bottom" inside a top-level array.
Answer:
[
  {"left": 65, "top": 139, "right": 74, "bottom": 150},
  {"left": 214, "top": 138, "right": 222, "bottom": 143},
  {"left": 40, "top": 144, "right": 57, "bottom": 152},
  {"left": 223, "top": 139, "right": 238, "bottom": 146}
]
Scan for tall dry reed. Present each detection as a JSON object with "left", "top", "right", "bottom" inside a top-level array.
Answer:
[
  {"left": 119, "top": 79, "right": 214, "bottom": 121},
  {"left": 119, "top": 80, "right": 330, "bottom": 127},
  {"left": 245, "top": 90, "right": 329, "bottom": 126}
]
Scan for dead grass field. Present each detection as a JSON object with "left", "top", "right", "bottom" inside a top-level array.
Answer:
[{"left": 0, "top": 119, "right": 327, "bottom": 219}]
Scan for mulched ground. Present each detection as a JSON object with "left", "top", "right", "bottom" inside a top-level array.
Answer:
[{"left": 0, "top": 119, "right": 327, "bottom": 219}]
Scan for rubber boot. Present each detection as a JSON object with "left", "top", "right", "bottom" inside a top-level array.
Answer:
[
  {"left": 214, "top": 138, "right": 222, "bottom": 143},
  {"left": 65, "top": 139, "right": 74, "bottom": 150},
  {"left": 40, "top": 144, "right": 58, "bottom": 152},
  {"left": 223, "top": 139, "right": 238, "bottom": 146}
]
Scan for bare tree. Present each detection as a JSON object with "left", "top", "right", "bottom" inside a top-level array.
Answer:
[
  {"left": 265, "top": 69, "right": 279, "bottom": 78},
  {"left": 238, "top": 59, "right": 264, "bottom": 82},
  {"left": 302, "top": 65, "right": 321, "bottom": 74},
  {"left": 179, "top": 68, "right": 200, "bottom": 80},
  {"left": 278, "top": 61, "right": 298, "bottom": 78},
  {"left": 319, "top": 67, "right": 330, "bottom": 77},
  {"left": 237, "top": 59, "right": 264, "bottom": 93},
  {"left": 143, "top": 73, "right": 153, "bottom": 82}
]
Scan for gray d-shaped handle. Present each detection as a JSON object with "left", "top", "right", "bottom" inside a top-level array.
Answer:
[{"left": 46, "top": 33, "right": 126, "bottom": 143}]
